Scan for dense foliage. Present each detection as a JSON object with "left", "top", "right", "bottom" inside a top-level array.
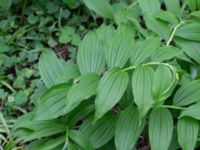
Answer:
[{"left": 1, "top": 0, "right": 200, "bottom": 150}]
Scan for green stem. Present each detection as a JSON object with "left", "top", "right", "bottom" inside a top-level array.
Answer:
[
  {"left": 166, "top": 21, "right": 185, "bottom": 46},
  {"left": 122, "top": 62, "right": 173, "bottom": 72},
  {"left": 0, "top": 81, "right": 16, "bottom": 93},
  {"left": 127, "top": 0, "right": 138, "bottom": 10},
  {"left": 21, "top": 0, "right": 27, "bottom": 22},
  {"left": 58, "top": 7, "right": 63, "bottom": 30},
  {"left": 161, "top": 105, "right": 186, "bottom": 110},
  {"left": 0, "top": 112, "right": 10, "bottom": 135}
]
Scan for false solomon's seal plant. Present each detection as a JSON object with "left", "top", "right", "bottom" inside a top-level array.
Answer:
[{"left": 13, "top": 0, "right": 200, "bottom": 150}]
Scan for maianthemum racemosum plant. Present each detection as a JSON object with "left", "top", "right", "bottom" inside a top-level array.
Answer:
[{"left": 12, "top": 0, "right": 200, "bottom": 150}]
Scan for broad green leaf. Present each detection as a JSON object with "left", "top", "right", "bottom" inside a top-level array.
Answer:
[
  {"left": 25, "top": 122, "right": 66, "bottom": 142},
  {"left": 144, "top": 15, "right": 170, "bottom": 40},
  {"left": 77, "top": 32, "right": 105, "bottom": 75},
  {"left": 80, "top": 114, "right": 116, "bottom": 148},
  {"left": 56, "top": 63, "right": 80, "bottom": 84},
  {"left": 81, "top": 0, "right": 114, "bottom": 19},
  {"left": 155, "top": 11, "right": 179, "bottom": 26},
  {"left": 149, "top": 108, "right": 173, "bottom": 150},
  {"left": 12, "top": 113, "right": 65, "bottom": 135},
  {"left": 177, "top": 117, "right": 199, "bottom": 150},
  {"left": 39, "top": 51, "right": 66, "bottom": 88},
  {"left": 35, "top": 84, "right": 71, "bottom": 120},
  {"left": 138, "top": 0, "right": 160, "bottom": 15},
  {"left": 67, "top": 103, "right": 94, "bottom": 127},
  {"left": 130, "top": 36, "right": 160, "bottom": 65},
  {"left": 187, "top": 0, "right": 198, "bottom": 11},
  {"left": 175, "top": 38, "right": 200, "bottom": 64},
  {"left": 132, "top": 66, "right": 154, "bottom": 118},
  {"left": 180, "top": 102, "right": 200, "bottom": 120},
  {"left": 106, "top": 31, "right": 134, "bottom": 68},
  {"left": 151, "top": 46, "right": 182, "bottom": 62},
  {"left": 190, "top": 11, "right": 200, "bottom": 18},
  {"left": 173, "top": 80, "right": 200, "bottom": 106},
  {"left": 153, "top": 65, "right": 177, "bottom": 104},
  {"left": 95, "top": 68, "right": 129, "bottom": 121},
  {"left": 115, "top": 106, "right": 145, "bottom": 150},
  {"left": 96, "top": 24, "right": 116, "bottom": 47},
  {"left": 117, "top": 22, "right": 136, "bottom": 38},
  {"left": 65, "top": 73, "right": 100, "bottom": 113},
  {"left": 69, "top": 130, "right": 94, "bottom": 150},
  {"left": 163, "top": 0, "right": 181, "bottom": 16},
  {"left": 175, "top": 23, "right": 200, "bottom": 42},
  {"left": 26, "top": 136, "right": 65, "bottom": 150}
]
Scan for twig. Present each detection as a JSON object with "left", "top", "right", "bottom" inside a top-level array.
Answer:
[{"left": 166, "top": 21, "right": 185, "bottom": 46}]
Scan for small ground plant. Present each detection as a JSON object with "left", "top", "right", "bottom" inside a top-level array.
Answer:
[{"left": 4, "top": 0, "right": 200, "bottom": 149}]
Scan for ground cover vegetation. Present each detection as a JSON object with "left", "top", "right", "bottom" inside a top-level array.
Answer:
[{"left": 1, "top": 0, "right": 200, "bottom": 150}]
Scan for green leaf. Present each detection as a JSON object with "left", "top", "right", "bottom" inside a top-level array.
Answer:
[
  {"left": 187, "top": 0, "right": 198, "bottom": 11},
  {"left": 173, "top": 80, "right": 200, "bottom": 106},
  {"left": 151, "top": 46, "right": 182, "bottom": 62},
  {"left": 81, "top": 0, "right": 114, "bottom": 19},
  {"left": 144, "top": 15, "right": 170, "bottom": 40},
  {"left": 180, "top": 102, "right": 200, "bottom": 120},
  {"left": 13, "top": 112, "right": 49, "bottom": 130},
  {"left": 153, "top": 65, "right": 177, "bottom": 104},
  {"left": 67, "top": 103, "right": 94, "bottom": 128},
  {"left": 96, "top": 24, "right": 116, "bottom": 47},
  {"left": 130, "top": 36, "right": 160, "bottom": 65},
  {"left": 175, "top": 23, "right": 200, "bottom": 42},
  {"left": 138, "top": 0, "right": 160, "bottom": 15},
  {"left": 35, "top": 84, "right": 71, "bottom": 120},
  {"left": 132, "top": 66, "right": 154, "bottom": 118},
  {"left": 26, "top": 136, "right": 65, "bottom": 150},
  {"left": 177, "top": 117, "right": 199, "bottom": 150},
  {"left": 39, "top": 51, "right": 66, "bottom": 88},
  {"left": 69, "top": 130, "right": 94, "bottom": 150},
  {"left": 25, "top": 122, "right": 66, "bottom": 142},
  {"left": 80, "top": 114, "right": 116, "bottom": 148},
  {"left": 95, "top": 68, "right": 128, "bottom": 121},
  {"left": 175, "top": 38, "right": 200, "bottom": 64},
  {"left": 163, "top": 0, "right": 181, "bottom": 16},
  {"left": 149, "top": 108, "right": 173, "bottom": 150},
  {"left": 105, "top": 31, "right": 134, "bottom": 68},
  {"left": 65, "top": 73, "right": 100, "bottom": 113},
  {"left": 59, "top": 26, "right": 75, "bottom": 43},
  {"left": 190, "top": 11, "right": 200, "bottom": 18},
  {"left": 115, "top": 105, "right": 145, "bottom": 150},
  {"left": 77, "top": 31, "right": 105, "bottom": 75},
  {"left": 155, "top": 11, "right": 179, "bottom": 26},
  {"left": 56, "top": 63, "right": 80, "bottom": 84}
]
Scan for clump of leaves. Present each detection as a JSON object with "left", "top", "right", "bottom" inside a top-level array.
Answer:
[
  {"left": 12, "top": 0, "right": 200, "bottom": 150},
  {"left": 0, "top": 0, "right": 95, "bottom": 149}
]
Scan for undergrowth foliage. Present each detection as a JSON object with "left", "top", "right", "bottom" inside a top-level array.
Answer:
[{"left": 11, "top": 0, "right": 200, "bottom": 150}]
